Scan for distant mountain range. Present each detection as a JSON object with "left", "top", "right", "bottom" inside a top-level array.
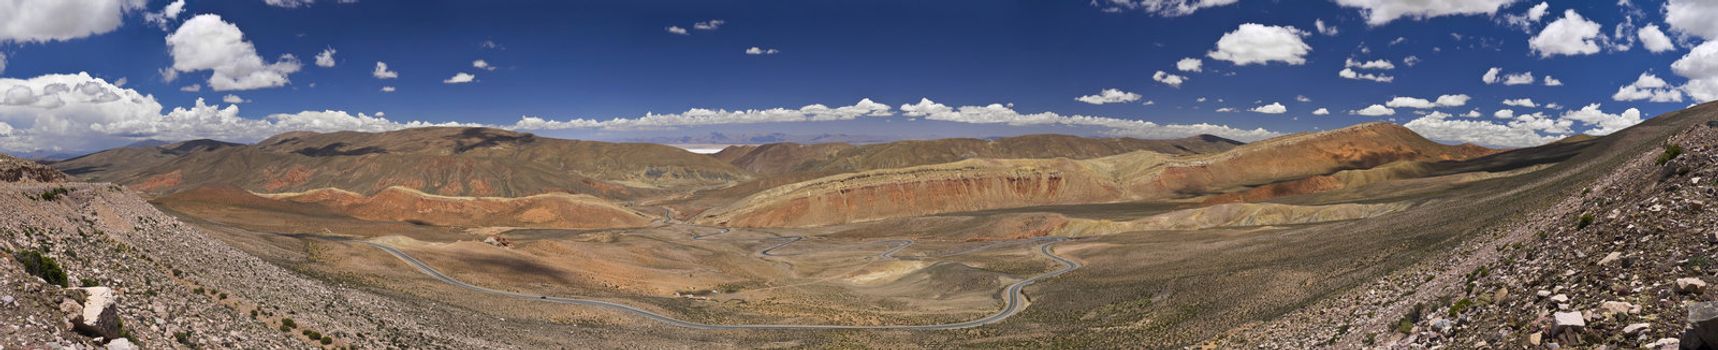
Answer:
[{"left": 620, "top": 132, "right": 897, "bottom": 145}]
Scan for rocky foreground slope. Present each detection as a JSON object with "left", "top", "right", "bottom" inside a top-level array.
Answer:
[{"left": 1208, "top": 111, "right": 1718, "bottom": 349}]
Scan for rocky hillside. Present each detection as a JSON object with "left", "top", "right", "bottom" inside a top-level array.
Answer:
[
  {"left": 52, "top": 127, "right": 750, "bottom": 199},
  {"left": 1, "top": 153, "right": 67, "bottom": 183},
  {"left": 1204, "top": 106, "right": 1718, "bottom": 349},
  {"left": 700, "top": 123, "right": 1491, "bottom": 227}
]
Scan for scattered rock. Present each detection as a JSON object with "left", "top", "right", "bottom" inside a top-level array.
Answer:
[
  {"left": 1600, "top": 301, "right": 1639, "bottom": 316},
  {"left": 1598, "top": 252, "right": 1621, "bottom": 265},
  {"left": 1677, "top": 278, "right": 1709, "bottom": 294},
  {"left": 105, "top": 338, "right": 137, "bottom": 350},
  {"left": 1551, "top": 294, "right": 1570, "bottom": 303},
  {"left": 1646, "top": 337, "right": 1679, "bottom": 350},
  {"left": 1552, "top": 311, "right": 1586, "bottom": 338},
  {"left": 1623, "top": 323, "right": 1650, "bottom": 334},
  {"left": 70, "top": 287, "right": 122, "bottom": 341}
]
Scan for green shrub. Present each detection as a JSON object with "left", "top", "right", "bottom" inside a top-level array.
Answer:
[
  {"left": 281, "top": 318, "right": 296, "bottom": 329},
  {"left": 1577, "top": 214, "right": 1595, "bottom": 229},
  {"left": 80, "top": 278, "right": 98, "bottom": 287},
  {"left": 1658, "top": 143, "right": 1684, "bottom": 165},
  {"left": 12, "top": 250, "right": 67, "bottom": 287},
  {"left": 320, "top": 337, "right": 333, "bottom": 345},
  {"left": 33, "top": 187, "right": 71, "bottom": 201},
  {"left": 1448, "top": 298, "right": 1474, "bottom": 317}
]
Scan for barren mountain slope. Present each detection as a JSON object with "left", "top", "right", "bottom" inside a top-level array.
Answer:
[
  {"left": 54, "top": 127, "right": 750, "bottom": 199},
  {"left": 1, "top": 153, "right": 66, "bottom": 183},
  {"left": 254, "top": 186, "right": 653, "bottom": 229},
  {"left": 712, "top": 142, "right": 856, "bottom": 175},
  {"left": 701, "top": 123, "right": 1491, "bottom": 227},
  {"left": 51, "top": 139, "right": 241, "bottom": 183}
]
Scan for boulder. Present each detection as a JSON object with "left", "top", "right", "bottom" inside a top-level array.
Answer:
[
  {"left": 1678, "top": 278, "right": 1709, "bottom": 295},
  {"left": 1686, "top": 302, "right": 1718, "bottom": 350},
  {"left": 105, "top": 338, "right": 137, "bottom": 350},
  {"left": 70, "top": 287, "right": 122, "bottom": 341},
  {"left": 1552, "top": 311, "right": 1586, "bottom": 342},
  {"left": 1600, "top": 300, "right": 1640, "bottom": 316}
]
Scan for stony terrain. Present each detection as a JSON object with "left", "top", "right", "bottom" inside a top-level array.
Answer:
[{"left": 1201, "top": 106, "right": 1718, "bottom": 349}]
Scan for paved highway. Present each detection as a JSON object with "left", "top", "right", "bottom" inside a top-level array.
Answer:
[{"left": 364, "top": 235, "right": 1079, "bottom": 330}]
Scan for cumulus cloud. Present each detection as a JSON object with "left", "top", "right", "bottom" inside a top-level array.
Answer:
[
  {"left": 221, "top": 94, "right": 248, "bottom": 104},
  {"left": 1385, "top": 94, "right": 1469, "bottom": 109},
  {"left": 473, "top": 59, "right": 495, "bottom": 71},
  {"left": 1315, "top": 19, "right": 1339, "bottom": 36},
  {"left": 1250, "top": 102, "right": 1286, "bottom": 114},
  {"left": 1529, "top": 10, "right": 1602, "bottom": 57},
  {"left": 380, "top": 86, "right": 396, "bottom": 93},
  {"left": 1494, "top": 109, "right": 1515, "bottom": 119},
  {"left": 1176, "top": 57, "right": 1203, "bottom": 72},
  {"left": 1612, "top": 72, "right": 1685, "bottom": 102},
  {"left": 515, "top": 99, "right": 895, "bottom": 131},
  {"left": 165, "top": 15, "right": 302, "bottom": 91},
  {"left": 0, "top": 0, "right": 146, "bottom": 43},
  {"left": 1351, "top": 104, "right": 1395, "bottom": 116},
  {"left": 0, "top": 72, "right": 476, "bottom": 153},
  {"left": 891, "top": 98, "right": 1280, "bottom": 141},
  {"left": 1638, "top": 24, "right": 1675, "bottom": 53},
  {"left": 745, "top": 47, "right": 780, "bottom": 55},
  {"left": 1502, "top": 98, "right": 1538, "bottom": 108},
  {"left": 143, "top": 0, "right": 187, "bottom": 30},
  {"left": 372, "top": 61, "right": 398, "bottom": 79},
  {"left": 1560, "top": 103, "right": 1642, "bottom": 135},
  {"left": 1076, "top": 89, "right": 1143, "bottom": 105},
  {"left": 1542, "top": 75, "right": 1563, "bottom": 86},
  {"left": 1672, "top": 41, "right": 1718, "bottom": 102},
  {"left": 666, "top": 26, "right": 688, "bottom": 35},
  {"left": 0, "top": 53, "right": 6, "bottom": 75},
  {"left": 1482, "top": 67, "right": 1536, "bottom": 85},
  {"left": 1312, "top": 108, "right": 1330, "bottom": 115},
  {"left": 1666, "top": 0, "right": 1718, "bottom": 41},
  {"left": 1334, "top": 0, "right": 1517, "bottom": 26},
  {"left": 1404, "top": 111, "right": 1566, "bottom": 148},
  {"left": 1296, "top": 95, "right": 1311, "bottom": 102},
  {"left": 1338, "top": 68, "right": 1394, "bottom": 83},
  {"left": 1091, "top": 0, "right": 1240, "bottom": 16},
  {"left": 443, "top": 72, "right": 476, "bottom": 84},
  {"left": 1152, "top": 71, "right": 1188, "bottom": 87},
  {"left": 1345, "top": 58, "right": 1395, "bottom": 70},
  {"left": 314, "top": 48, "right": 336, "bottom": 68},
  {"left": 1207, "top": 24, "right": 1311, "bottom": 65}
]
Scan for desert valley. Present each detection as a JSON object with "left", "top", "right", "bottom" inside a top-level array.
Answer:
[{"left": 4, "top": 1, "right": 1718, "bottom": 349}]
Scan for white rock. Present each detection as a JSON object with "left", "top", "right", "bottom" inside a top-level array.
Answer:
[
  {"left": 1550, "top": 294, "right": 1569, "bottom": 303},
  {"left": 1646, "top": 338, "right": 1679, "bottom": 349},
  {"left": 1598, "top": 252, "right": 1621, "bottom": 265},
  {"left": 1677, "top": 277, "right": 1708, "bottom": 294},
  {"left": 1552, "top": 311, "right": 1586, "bottom": 337},
  {"left": 1600, "top": 301, "right": 1639, "bottom": 315},
  {"left": 105, "top": 338, "right": 137, "bottom": 350},
  {"left": 1536, "top": 290, "right": 1552, "bottom": 297},
  {"left": 1623, "top": 323, "right": 1650, "bottom": 334}
]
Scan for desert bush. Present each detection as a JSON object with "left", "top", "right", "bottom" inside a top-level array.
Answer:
[
  {"left": 1577, "top": 214, "right": 1595, "bottom": 229},
  {"left": 12, "top": 249, "right": 67, "bottom": 287},
  {"left": 32, "top": 187, "right": 71, "bottom": 201},
  {"left": 1658, "top": 143, "right": 1684, "bottom": 165}
]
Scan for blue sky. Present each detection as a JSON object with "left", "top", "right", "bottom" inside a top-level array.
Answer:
[{"left": 2, "top": 0, "right": 1715, "bottom": 155}]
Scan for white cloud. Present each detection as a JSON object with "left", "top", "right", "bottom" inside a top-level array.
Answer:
[
  {"left": 693, "top": 20, "right": 725, "bottom": 31},
  {"left": 314, "top": 48, "right": 336, "bottom": 68},
  {"left": 372, "top": 61, "right": 398, "bottom": 79},
  {"left": 1338, "top": 68, "right": 1394, "bottom": 83},
  {"left": 1385, "top": 94, "right": 1468, "bottom": 109},
  {"left": 1638, "top": 24, "right": 1675, "bottom": 53},
  {"left": 0, "top": 53, "right": 6, "bottom": 75},
  {"left": 1482, "top": 67, "right": 1536, "bottom": 85},
  {"left": 1345, "top": 58, "right": 1395, "bottom": 70},
  {"left": 0, "top": 72, "right": 479, "bottom": 153},
  {"left": 1334, "top": 0, "right": 1517, "bottom": 26},
  {"left": 516, "top": 99, "right": 895, "bottom": 131},
  {"left": 443, "top": 72, "right": 476, "bottom": 84},
  {"left": 0, "top": 0, "right": 146, "bottom": 43},
  {"left": 380, "top": 86, "right": 396, "bottom": 93},
  {"left": 1502, "top": 98, "right": 1538, "bottom": 107},
  {"left": 143, "top": 0, "right": 186, "bottom": 30},
  {"left": 1529, "top": 10, "right": 1602, "bottom": 57},
  {"left": 1207, "top": 23, "right": 1311, "bottom": 65},
  {"left": 1526, "top": 2, "right": 1549, "bottom": 21},
  {"left": 745, "top": 47, "right": 780, "bottom": 55},
  {"left": 1296, "top": 95, "right": 1311, "bottom": 102},
  {"left": 473, "top": 59, "right": 495, "bottom": 71},
  {"left": 1560, "top": 103, "right": 1641, "bottom": 135},
  {"left": 1403, "top": 112, "right": 1566, "bottom": 148},
  {"left": 1076, "top": 89, "right": 1143, "bottom": 105},
  {"left": 221, "top": 94, "right": 248, "bottom": 104},
  {"left": 1502, "top": 2, "right": 1550, "bottom": 31},
  {"left": 178, "top": 84, "right": 200, "bottom": 92},
  {"left": 1091, "top": 0, "right": 1240, "bottom": 16},
  {"left": 1315, "top": 19, "right": 1339, "bottom": 36},
  {"left": 264, "top": 0, "right": 314, "bottom": 7},
  {"left": 1250, "top": 102, "right": 1287, "bottom": 114},
  {"left": 1351, "top": 104, "right": 1395, "bottom": 116},
  {"left": 891, "top": 98, "right": 1280, "bottom": 141},
  {"left": 1542, "top": 75, "right": 1563, "bottom": 86},
  {"left": 165, "top": 15, "right": 301, "bottom": 91},
  {"left": 666, "top": 26, "right": 688, "bottom": 35},
  {"left": 1666, "top": 0, "right": 1718, "bottom": 41},
  {"left": 1612, "top": 72, "right": 1685, "bottom": 103},
  {"left": 1493, "top": 109, "right": 1515, "bottom": 119},
  {"left": 1215, "top": 107, "right": 1236, "bottom": 112},
  {"left": 1312, "top": 108, "right": 1330, "bottom": 115},
  {"left": 1152, "top": 71, "right": 1188, "bottom": 87},
  {"left": 1672, "top": 41, "right": 1718, "bottom": 102},
  {"left": 1176, "top": 57, "right": 1203, "bottom": 72},
  {"left": 1403, "top": 56, "right": 1421, "bottom": 66}
]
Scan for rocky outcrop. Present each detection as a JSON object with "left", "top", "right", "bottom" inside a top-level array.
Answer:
[
  {"left": 1, "top": 153, "right": 66, "bottom": 183},
  {"left": 67, "top": 287, "right": 121, "bottom": 341}
]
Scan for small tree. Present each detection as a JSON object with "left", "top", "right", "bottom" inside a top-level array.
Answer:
[{"left": 12, "top": 250, "right": 67, "bottom": 287}]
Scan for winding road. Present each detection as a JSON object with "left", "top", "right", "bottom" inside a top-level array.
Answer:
[{"left": 364, "top": 233, "right": 1081, "bottom": 330}]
